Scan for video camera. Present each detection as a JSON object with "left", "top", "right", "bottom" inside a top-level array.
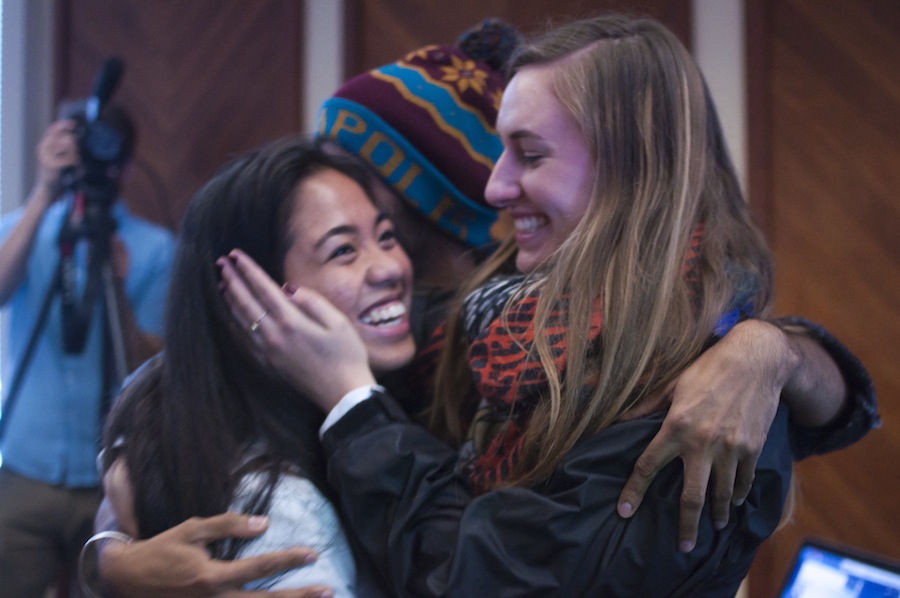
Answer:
[{"left": 57, "top": 57, "right": 129, "bottom": 212}]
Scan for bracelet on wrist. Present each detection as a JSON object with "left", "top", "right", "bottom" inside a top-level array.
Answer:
[{"left": 78, "top": 530, "right": 134, "bottom": 598}]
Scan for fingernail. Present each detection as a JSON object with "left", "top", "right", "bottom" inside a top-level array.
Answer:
[
  {"left": 617, "top": 501, "right": 633, "bottom": 518},
  {"left": 734, "top": 497, "right": 745, "bottom": 507},
  {"left": 714, "top": 520, "right": 727, "bottom": 530},
  {"left": 282, "top": 283, "right": 297, "bottom": 295},
  {"left": 247, "top": 515, "right": 268, "bottom": 530},
  {"left": 304, "top": 552, "right": 319, "bottom": 565},
  {"left": 679, "top": 540, "right": 695, "bottom": 553}
]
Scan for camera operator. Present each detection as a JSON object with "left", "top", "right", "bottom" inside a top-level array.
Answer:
[{"left": 0, "top": 104, "right": 175, "bottom": 597}]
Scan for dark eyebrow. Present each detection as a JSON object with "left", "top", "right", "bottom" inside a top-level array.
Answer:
[
  {"left": 313, "top": 224, "right": 357, "bottom": 251},
  {"left": 312, "top": 211, "right": 392, "bottom": 251}
]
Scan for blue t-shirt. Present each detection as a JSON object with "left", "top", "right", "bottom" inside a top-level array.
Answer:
[{"left": 0, "top": 197, "right": 175, "bottom": 487}]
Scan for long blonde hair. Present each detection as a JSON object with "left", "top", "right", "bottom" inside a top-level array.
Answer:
[{"left": 431, "top": 15, "right": 773, "bottom": 488}]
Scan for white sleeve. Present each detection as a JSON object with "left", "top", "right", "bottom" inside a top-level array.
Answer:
[{"left": 319, "top": 384, "right": 385, "bottom": 438}]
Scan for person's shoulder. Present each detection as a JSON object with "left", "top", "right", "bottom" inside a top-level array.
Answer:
[
  {"left": 0, "top": 208, "right": 24, "bottom": 238},
  {"left": 583, "top": 409, "right": 666, "bottom": 443},
  {"left": 560, "top": 413, "right": 668, "bottom": 476},
  {"left": 114, "top": 202, "right": 175, "bottom": 242},
  {"left": 124, "top": 216, "right": 175, "bottom": 243},
  {"left": 234, "top": 470, "right": 348, "bottom": 555},
  {"left": 116, "top": 205, "right": 176, "bottom": 273},
  {"left": 236, "top": 470, "right": 336, "bottom": 516}
]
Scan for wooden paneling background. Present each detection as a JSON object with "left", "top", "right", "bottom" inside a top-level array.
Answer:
[
  {"left": 56, "top": 0, "right": 304, "bottom": 230},
  {"left": 55, "top": 0, "right": 688, "bottom": 230},
  {"left": 746, "top": 0, "right": 900, "bottom": 596},
  {"left": 343, "top": 0, "right": 690, "bottom": 76},
  {"left": 52, "top": 1, "right": 897, "bottom": 595}
]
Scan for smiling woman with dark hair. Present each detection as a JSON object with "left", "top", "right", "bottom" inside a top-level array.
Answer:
[{"left": 99, "top": 136, "right": 415, "bottom": 594}]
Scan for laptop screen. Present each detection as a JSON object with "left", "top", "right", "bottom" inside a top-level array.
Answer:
[{"left": 779, "top": 539, "right": 900, "bottom": 598}]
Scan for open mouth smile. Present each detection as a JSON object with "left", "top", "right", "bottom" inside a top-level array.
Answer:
[
  {"left": 360, "top": 300, "right": 407, "bottom": 327},
  {"left": 513, "top": 215, "right": 550, "bottom": 234}
]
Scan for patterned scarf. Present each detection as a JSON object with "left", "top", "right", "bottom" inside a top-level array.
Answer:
[
  {"left": 457, "top": 274, "right": 598, "bottom": 492},
  {"left": 450, "top": 227, "right": 756, "bottom": 493}
]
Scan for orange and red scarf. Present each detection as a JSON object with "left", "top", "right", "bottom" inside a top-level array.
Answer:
[{"left": 423, "top": 227, "right": 750, "bottom": 492}]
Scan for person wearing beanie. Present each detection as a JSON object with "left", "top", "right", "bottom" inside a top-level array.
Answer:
[{"left": 317, "top": 18, "right": 518, "bottom": 292}]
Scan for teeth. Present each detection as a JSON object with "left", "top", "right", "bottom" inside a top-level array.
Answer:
[
  {"left": 514, "top": 216, "right": 548, "bottom": 234},
  {"left": 361, "top": 302, "right": 406, "bottom": 325}
]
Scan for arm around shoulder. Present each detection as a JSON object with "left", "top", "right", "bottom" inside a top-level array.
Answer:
[{"left": 774, "top": 316, "right": 879, "bottom": 458}]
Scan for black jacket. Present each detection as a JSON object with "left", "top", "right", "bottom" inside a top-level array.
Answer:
[{"left": 323, "top": 395, "right": 792, "bottom": 597}]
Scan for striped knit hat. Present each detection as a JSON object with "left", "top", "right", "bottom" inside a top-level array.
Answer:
[{"left": 317, "top": 19, "right": 519, "bottom": 248}]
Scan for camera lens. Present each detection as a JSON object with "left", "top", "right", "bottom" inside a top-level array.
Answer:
[{"left": 84, "top": 121, "right": 123, "bottom": 163}]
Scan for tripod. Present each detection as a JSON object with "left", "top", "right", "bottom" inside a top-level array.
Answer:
[{"left": 0, "top": 180, "right": 128, "bottom": 443}]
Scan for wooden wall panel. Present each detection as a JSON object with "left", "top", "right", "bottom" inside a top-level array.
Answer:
[
  {"left": 344, "top": 0, "right": 690, "bottom": 76},
  {"left": 54, "top": 0, "right": 687, "bottom": 230},
  {"left": 747, "top": 1, "right": 900, "bottom": 596},
  {"left": 56, "top": 0, "right": 304, "bottom": 230}
]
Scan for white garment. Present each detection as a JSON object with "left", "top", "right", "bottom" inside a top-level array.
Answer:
[{"left": 232, "top": 472, "right": 357, "bottom": 596}]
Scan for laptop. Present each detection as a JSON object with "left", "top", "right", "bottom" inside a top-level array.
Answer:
[{"left": 779, "top": 538, "right": 900, "bottom": 597}]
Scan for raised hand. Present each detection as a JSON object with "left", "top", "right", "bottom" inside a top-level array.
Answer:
[{"left": 217, "top": 249, "right": 375, "bottom": 411}]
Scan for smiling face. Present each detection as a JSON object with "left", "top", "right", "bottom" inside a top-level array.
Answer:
[
  {"left": 282, "top": 168, "right": 416, "bottom": 376},
  {"left": 485, "top": 64, "right": 597, "bottom": 273}
]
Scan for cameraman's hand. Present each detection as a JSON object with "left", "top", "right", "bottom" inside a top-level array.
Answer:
[
  {"left": 0, "top": 119, "right": 81, "bottom": 304},
  {"left": 35, "top": 119, "right": 79, "bottom": 200}
]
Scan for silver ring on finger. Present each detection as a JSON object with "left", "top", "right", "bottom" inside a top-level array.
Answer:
[{"left": 249, "top": 311, "right": 268, "bottom": 333}]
